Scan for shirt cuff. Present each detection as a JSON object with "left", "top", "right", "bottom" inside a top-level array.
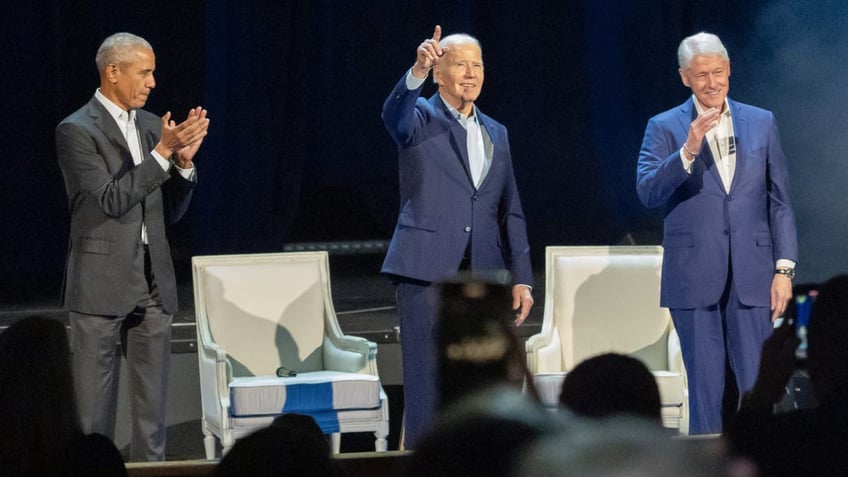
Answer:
[
  {"left": 680, "top": 147, "right": 694, "bottom": 174},
  {"left": 152, "top": 149, "right": 170, "bottom": 171},
  {"left": 175, "top": 164, "right": 197, "bottom": 181},
  {"left": 405, "top": 68, "right": 427, "bottom": 90},
  {"left": 776, "top": 259, "right": 795, "bottom": 270}
]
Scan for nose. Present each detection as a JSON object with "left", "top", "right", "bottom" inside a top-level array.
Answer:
[
  {"left": 148, "top": 73, "right": 156, "bottom": 89},
  {"left": 707, "top": 74, "right": 718, "bottom": 89}
]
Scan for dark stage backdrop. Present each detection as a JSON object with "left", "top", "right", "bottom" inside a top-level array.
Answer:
[{"left": 2, "top": 0, "right": 847, "bottom": 306}]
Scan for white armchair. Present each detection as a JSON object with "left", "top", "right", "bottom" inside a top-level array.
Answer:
[
  {"left": 191, "top": 251, "right": 389, "bottom": 458},
  {"left": 525, "top": 246, "right": 687, "bottom": 431}
]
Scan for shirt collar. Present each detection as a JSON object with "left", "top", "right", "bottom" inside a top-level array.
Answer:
[
  {"left": 95, "top": 88, "right": 134, "bottom": 123},
  {"left": 440, "top": 94, "right": 477, "bottom": 124}
]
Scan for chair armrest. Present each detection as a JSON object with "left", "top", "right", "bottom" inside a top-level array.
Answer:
[
  {"left": 197, "top": 336, "right": 232, "bottom": 427},
  {"left": 666, "top": 325, "right": 685, "bottom": 376},
  {"left": 525, "top": 326, "right": 564, "bottom": 374},
  {"left": 323, "top": 334, "right": 378, "bottom": 375}
]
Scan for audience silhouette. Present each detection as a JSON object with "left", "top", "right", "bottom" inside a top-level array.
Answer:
[
  {"left": 214, "top": 413, "right": 337, "bottom": 477},
  {"left": 517, "top": 416, "right": 725, "bottom": 477},
  {"left": 559, "top": 352, "right": 662, "bottom": 423},
  {"left": 726, "top": 274, "right": 848, "bottom": 476},
  {"left": 404, "top": 277, "right": 557, "bottom": 476},
  {"left": 0, "top": 315, "right": 126, "bottom": 476},
  {"left": 434, "top": 276, "right": 536, "bottom": 410},
  {"left": 406, "top": 390, "right": 554, "bottom": 477}
]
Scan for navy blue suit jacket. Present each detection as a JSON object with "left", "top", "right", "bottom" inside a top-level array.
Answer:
[
  {"left": 637, "top": 97, "right": 797, "bottom": 309},
  {"left": 381, "top": 75, "right": 532, "bottom": 286}
]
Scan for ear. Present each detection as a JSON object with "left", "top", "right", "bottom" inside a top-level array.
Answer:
[
  {"left": 433, "top": 66, "right": 443, "bottom": 86},
  {"left": 107, "top": 64, "right": 119, "bottom": 84},
  {"left": 678, "top": 68, "right": 690, "bottom": 88}
]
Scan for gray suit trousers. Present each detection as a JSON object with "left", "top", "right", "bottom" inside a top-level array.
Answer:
[{"left": 70, "top": 247, "right": 172, "bottom": 461}]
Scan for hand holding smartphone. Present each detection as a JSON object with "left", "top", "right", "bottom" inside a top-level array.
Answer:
[{"left": 788, "top": 290, "right": 817, "bottom": 366}]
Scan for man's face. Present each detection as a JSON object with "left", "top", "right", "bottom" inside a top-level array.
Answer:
[
  {"left": 679, "top": 54, "right": 730, "bottom": 111},
  {"left": 434, "top": 43, "right": 484, "bottom": 114},
  {"left": 108, "top": 47, "right": 157, "bottom": 111}
]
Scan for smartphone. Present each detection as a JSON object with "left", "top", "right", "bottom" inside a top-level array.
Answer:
[{"left": 791, "top": 290, "right": 817, "bottom": 365}]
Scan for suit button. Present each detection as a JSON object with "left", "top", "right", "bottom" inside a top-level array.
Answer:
[
  {"left": 723, "top": 229, "right": 730, "bottom": 235},
  {"left": 472, "top": 195, "right": 478, "bottom": 201},
  {"left": 464, "top": 226, "right": 471, "bottom": 232}
]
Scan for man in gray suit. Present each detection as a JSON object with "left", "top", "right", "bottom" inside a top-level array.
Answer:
[{"left": 56, "top": 32, "right": 209, "bottom": 461}]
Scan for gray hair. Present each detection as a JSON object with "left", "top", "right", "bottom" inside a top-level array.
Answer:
[
  {"left": 439, "top": 33, "right": 481, "bottom": 50},
  {"left": 677, "top": 32, "right": 729, "bottom": 69},
  {"left": 516, "top": 417, "right": 723, "bottom": 477},
  {"left": 95, "top": 32, "right": 152, "bottom": 71},
  {"left": 433, "top": 33, "right": 483, "bottom": 84}
]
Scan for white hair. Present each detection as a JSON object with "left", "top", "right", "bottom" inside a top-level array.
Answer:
[
  {"left": 677, "top": 32, "right": 729, "bottom": 69},
  {"left": 439, "top": 33, "right": 481, "bottom": 50}
]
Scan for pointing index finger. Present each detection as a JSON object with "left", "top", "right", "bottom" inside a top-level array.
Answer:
[{"left": 432, "top": 25, "right": 443, "bottom": 57}]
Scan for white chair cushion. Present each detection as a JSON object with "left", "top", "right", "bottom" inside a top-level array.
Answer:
[
  {"left": 533, "top": 373, "right": 567, "bottom": 407},
  {"left": 533, "top": 371, "right": 684, "bottom": 408},
  {"left": 652, "top": 370, "right": 684, "bottom": 406},
  {"left": 229, "top": 370, "right": 382, "bottom": 417}
]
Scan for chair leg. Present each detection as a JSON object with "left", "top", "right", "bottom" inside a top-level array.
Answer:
[
  {"left": 203, "top": 434, "right": 216, "bottom": 460},
  {"left": 374, "top": 433, "right": 388, "bottom": 452},
  {"left": 398, "top": 415, "right": 406, "bottom": 451},
  {"left": 330, "top": 433, "right": 341, "bottom": 454},
  {"left": 221, "top": 433, "right": 236, "bottom": 457}
]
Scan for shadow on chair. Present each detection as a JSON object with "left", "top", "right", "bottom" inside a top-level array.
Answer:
[
  {"left": 525, "top": 246, "right": 688, "bottom": 432},
  {"left": 191, "top": 251, "right": 389, "bottom": 458}
]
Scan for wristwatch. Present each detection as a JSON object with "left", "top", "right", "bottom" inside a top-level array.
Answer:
[{"left": 775, "top": 268, "right": 795, "bottom": 280}]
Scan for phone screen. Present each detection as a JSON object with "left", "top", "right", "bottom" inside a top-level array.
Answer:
[{"left": 793, "top": 290, "right": 817, "bottom": 364}]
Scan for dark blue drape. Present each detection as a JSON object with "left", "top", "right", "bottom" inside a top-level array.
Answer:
[{"left": 2, "top": 0, "right": 846, "bottom": 305}]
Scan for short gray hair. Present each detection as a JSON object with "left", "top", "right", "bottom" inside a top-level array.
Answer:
[
  {"left": 95, "top": 32, "right": 152, "bottom": 72},
  {"left": 439, "top": 33, "right": 481, "bottom": 51},
  {"left": 677, "top": 32, "right": 728, "bottom": 69}
]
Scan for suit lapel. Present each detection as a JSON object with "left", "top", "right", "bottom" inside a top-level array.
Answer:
[
  {"left": 700, "top": 145, "right": 725, "bottom": 193},
  {"left": 432, "top": 95, "right": 474, "bottom": 184},
  {"left": 727, "top": 99, "right": 744, "bottom": 194},
  {"left": 136, "top": 112, "right": 156, "bottom": 158},
  {"left": 88, "top": 97, "right": 134, "bottom": 167},
  {"left": 478, "top": 112, "right": 497, "bottom": 156},
  {"left": 475, "top": 111, "right": 498, "bottom": 189},
  {"left": 678, "top": 98, "right": 726, "bottom": 193}
]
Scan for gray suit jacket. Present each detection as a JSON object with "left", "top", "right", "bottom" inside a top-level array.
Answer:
[{"left": 56, "top": 96, "right": 195, "bottom": 316}]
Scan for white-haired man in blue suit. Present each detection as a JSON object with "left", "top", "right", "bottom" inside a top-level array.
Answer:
[
  {"left": 637, "top": 32, "right": 798, "bottom": 435},
  {"left": 382, "top": 25, "right": 534, "bottom": 447}
]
